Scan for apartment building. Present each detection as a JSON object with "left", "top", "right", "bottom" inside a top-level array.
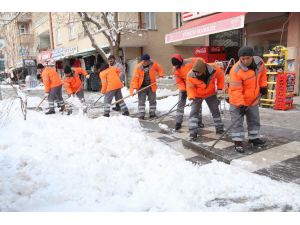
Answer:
[{"left": 1, "top": 12, "right": 299, "bottom": 94}]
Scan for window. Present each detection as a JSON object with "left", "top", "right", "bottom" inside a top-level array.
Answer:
[
  {"left": 175, "top": 13, "right": 182, "bottom": 28},
  {"left": 19, "top": 24, "right": 26, "bottom": 34},
  {"left": 144, "top": 12, "right": 156, "bottom": 30},
  {"left": 68, "top": 23, "right": 76, "bottom": 40},
  {"left": 56, "top": 28, "right": 62, "bottom": 45}
]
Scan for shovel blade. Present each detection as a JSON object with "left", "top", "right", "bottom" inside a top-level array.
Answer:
[{"left": 139, "top": 120, "right": 162, "bottom": 132}]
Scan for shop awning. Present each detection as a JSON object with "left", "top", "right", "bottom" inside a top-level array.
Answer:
[{"left": 165, "top": 12, "right": 247, "bottom": 44}]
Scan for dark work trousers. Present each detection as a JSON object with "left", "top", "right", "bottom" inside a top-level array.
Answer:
[
  {"left": 189, "top": 95, "right": 224, "bottom": 135},
  {"left": 103, "top": 89, "right": 128, "bottom": 115},
  {"left": 48, "top": 85, "right": 65, "bottom": 111},
  {"left": 229, "top": 104, "right": 260, "bottom": 141},
  {"left": 176, "top": 91, "right": 203, "bottom": 125},
  {"left": 138, "top": 87, "right": 156, "bottom": 117}
]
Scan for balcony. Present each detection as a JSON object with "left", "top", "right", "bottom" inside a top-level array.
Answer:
[
  {"left": 20, "top": 33, "right": 34, "bottom": 45},
  {"left": 18, "top": 13, "right": 32, "bottom": 23}
]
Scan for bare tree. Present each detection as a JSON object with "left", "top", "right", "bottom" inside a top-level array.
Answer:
[{"left": 78, "top": 12, "right": 140, "bottom": 62}]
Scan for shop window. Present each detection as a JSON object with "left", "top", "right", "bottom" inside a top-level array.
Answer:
[
  {"left": 144, "top": 12, "right": 157, "bottom": 30},
  {"left": 56, "top": 28, "right": 62, "bottom": 45},
  {"left": 68, "top": 23, "right": 76, "bottom": 40},
  {"left": 210, "top": 29, "right": 243, "bottom": 61}
]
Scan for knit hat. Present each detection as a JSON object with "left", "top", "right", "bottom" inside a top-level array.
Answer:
[
  {"left": 37, "top": 63, "right": 44, "bottom": 69},
  {"left": 141, "top": 54, "right": 150, "bottom": 61},
  {"left": 64, "top": 65, "right": 72, "bottom": 74},
  {"left": 192, "top": 59, "right": 206, "bottom": 74},
  {"left": 171, "top": 54, "right": 183, "bottom": 66},
  {"left": 238, "top": 46, "right": 254, "bottom": 57}
]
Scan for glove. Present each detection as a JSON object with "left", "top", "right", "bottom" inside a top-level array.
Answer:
[
  {"left": 86, "top": 74, "right": 90, "bottom": 79},
  {"left": 239, "top": 105, "right": 247, "bottom": 115},
  {"left": 260, "top": 87, "right": 268, "bottom": 95},
  {"left": 44, "top": 93, "right": 49, "bottom": 97}
]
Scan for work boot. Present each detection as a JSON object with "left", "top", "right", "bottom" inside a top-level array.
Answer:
[
  {"left": 149, "top": 113, "right": 157, "bottom": 118},
  {"left": 198, "top": 121, "right": 204, "bottom": 128},
  {"left": 59, "top": 105, "right": 65, "bottom": 112},
  {"left": 45, "top": 109, "right": 55, "bottom": 115},
  {"left": 189, "top": 133, "right": 197, "bottom": 142},
  {"left": 248, "top": 138, "right": 267, "bottom": 148},
  {"left": 122, "top": 111, "right": 129, "bottom": 116},
  {"left": 234, "top": 141, "right": 245, "bottom": 153},
  {"left": 67, "top": 109, "right": 72, "bottom": 116},
  {"left": 139, "top": 115, "right": 145, "bottom": 120},
  {"left": 175, "top": 122, "right": 182, "bottom": 131},
  {"left": 103, "top": 113, "right": 110, "bottom": 117},
  {"left": 112, "top": 106, "right": 121, "bottom": 111},
  {"left": 216, "top": 127, "right": 225, "bottom": 134}
]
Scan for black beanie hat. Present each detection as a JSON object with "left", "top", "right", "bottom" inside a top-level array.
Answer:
[
  {"left": 238, "top": 46, "right": 254, "bottom": 57},
  {"left": 141, "top": 54, "right": 150, "bottom": 61},
  {"left": 37, "top": 63, "right": 44, "bottom": 69},
  {"left": 64, "top": 65, "right": 72, "bottom": 74},
  {"left": 171, "top": 58, "right": 182, "bottom": 66}
]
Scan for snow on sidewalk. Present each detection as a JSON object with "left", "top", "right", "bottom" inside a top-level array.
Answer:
[{"left": 0, "top": 98, "right": 300, "bottom": 211}]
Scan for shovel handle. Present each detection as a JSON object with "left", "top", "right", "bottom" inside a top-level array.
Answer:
[
  {"left": 35, "top": 96, "right": 47, "bottom": 110},
  {"left": 111, "top": 82, "right": 157, "bottom": 105}
]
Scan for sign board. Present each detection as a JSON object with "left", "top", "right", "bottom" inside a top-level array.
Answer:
[
  {"left": 166, "top": 13, "right": 245, "bottom": 44},
  {"left": 52, "top": 47, "right": 78, "bottom": 60},
  {"left": 181, "top": 12, "right": 216, "bottom": 22}
]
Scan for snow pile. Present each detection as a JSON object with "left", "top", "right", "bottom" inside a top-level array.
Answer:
[{"left": 1, "top": 98, "right": 300, "bottom": 211}]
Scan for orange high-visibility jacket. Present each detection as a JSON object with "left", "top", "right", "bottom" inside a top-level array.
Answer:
[
  {"left": 100, "top": 67, "right": 123, "bottom": 94},
  {"left": 41, "top": 67, "right": 62, "bottom": 93},
  {"left": 130, "top": 60, "right": 164, "bottom": 95},
  {"left": 173, "top": 57, "right": 204, "bottom": 91},
  {"left": 186, "top": 62, "right": 224, "bottom": 100},
  {"left": 63, "top": 67, "right": 88, "bottom": 95},
  {"left": 228, "top": 56, "right": 267, "bottom": 106}
]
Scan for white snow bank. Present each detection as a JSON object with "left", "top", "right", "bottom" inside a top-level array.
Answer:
[{"left": 1, "top": 98, "right": 300, "bottom": 211}]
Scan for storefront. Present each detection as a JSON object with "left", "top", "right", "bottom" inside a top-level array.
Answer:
[{"left": 165, "top": 12, "right": 299, "bottom": 95}]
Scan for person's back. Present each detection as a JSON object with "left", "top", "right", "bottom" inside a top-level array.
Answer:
[
  {"left": 100, "top": 66, "right": 123, "bottom": 94},
  {"left": 42, "top": 67, "right": 62, "bottom": 91}
]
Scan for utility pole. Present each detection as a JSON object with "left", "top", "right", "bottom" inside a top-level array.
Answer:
[{"left": 49, "top": 12, "right": 54, "bottom": 49}]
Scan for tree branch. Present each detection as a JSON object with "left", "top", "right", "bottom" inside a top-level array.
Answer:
[{"left": 79, "top": 16, "right": 108, "bottom": 62}]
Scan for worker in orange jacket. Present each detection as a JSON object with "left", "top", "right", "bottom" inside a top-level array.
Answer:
[
  {"left": 108, "top": 55, "right": 125, "bottom": 112},
  {"left": 186, "top": 59, "right": 225, "bottom": 141},
  {"left": 130, "top": 54, "right": 164, "bottom": 119},
  {"left": 37, "top": 63, "right": 65, "bottom": 115},
  {"left": 171, "top": 54, "right": 204, "bottom": 131},
  {"left": 63, "top": 65, "right": 89, "bottom": 114},
  {"left": 99, "top": 62, "right": 129, "bottom": 117},
  {"left": 228, "top": 46, "right": 268, "bottom": 153}
]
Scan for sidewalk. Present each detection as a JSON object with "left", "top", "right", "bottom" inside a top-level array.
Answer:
[{"left": 141, "top": 105, "right": 300, "bottom": 185}]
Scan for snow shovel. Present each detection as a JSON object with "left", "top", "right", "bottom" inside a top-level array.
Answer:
[
  {"left": 27, "top": 96, "right": 47, "bottom": 111},
  {"left": 190, "top": 94, "right": 261, "bottom": 152},
  {"left": 86, "top": 94, "right": 105, "bottom": 112}
]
